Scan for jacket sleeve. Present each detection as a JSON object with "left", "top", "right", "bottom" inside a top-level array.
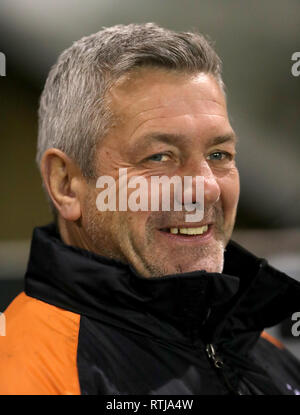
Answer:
[
  {"left": 0, "top": 292, "right": 81, "bottom": 395},
  {"left": 253, "top": 331, "right": 300, "bottom": 395}
]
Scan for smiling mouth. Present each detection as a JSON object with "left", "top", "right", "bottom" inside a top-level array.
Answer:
[{"left": 160, "top": 224, "right": 209, "bottom": 236}]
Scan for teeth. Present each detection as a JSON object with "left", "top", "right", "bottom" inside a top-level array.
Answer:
[{"left": 169, "top": 225, "right": 208, "bottom": 235}]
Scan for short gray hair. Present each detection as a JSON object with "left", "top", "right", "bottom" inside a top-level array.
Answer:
[{"left": 37, "top": 22, "right": 224, "bottom": 182}]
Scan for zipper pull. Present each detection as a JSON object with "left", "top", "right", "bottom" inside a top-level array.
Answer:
[
  {"left": 206, "top": 343, "right": 224, "bottom": 369},
  {"left": 206, "top": 343, "right": 244, "bottom": 395}
]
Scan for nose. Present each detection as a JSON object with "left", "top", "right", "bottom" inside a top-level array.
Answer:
[
  {"left": 180, "top": 160, "right": 221, "bottom": 208},
  {"left": 201, "top": 162, "right": 221, "bottom": 206}
]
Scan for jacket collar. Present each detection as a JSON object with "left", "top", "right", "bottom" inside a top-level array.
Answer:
[{"left": 25, "top": 223, "right": 300, "bottom": 351}]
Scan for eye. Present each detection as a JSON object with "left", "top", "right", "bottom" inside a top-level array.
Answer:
[
  {"left": 207, "top": 151, "right": 233, "bottom": 162},
  {"left": 147, "top": 153, "right": 171, "bottom": 162}
]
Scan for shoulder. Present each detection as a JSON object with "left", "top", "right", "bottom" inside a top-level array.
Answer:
[
  {"left": 0, "top": 292, "right": 81, "bottom": 395},
  {"left": 251, "top": 331, "right": 300, "bottom": 394}
]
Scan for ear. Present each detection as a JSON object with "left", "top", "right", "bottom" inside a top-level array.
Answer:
[{"left": 40, "top": 149, "right": 84, "bottom": 221}]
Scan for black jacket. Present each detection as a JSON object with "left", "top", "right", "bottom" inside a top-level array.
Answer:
[{"left": 2, "top": 223, "right": 300, "bottom": 395}]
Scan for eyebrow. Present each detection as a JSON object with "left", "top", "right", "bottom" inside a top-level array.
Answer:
[
  {"left": 136, "top": 131, "right": 238, "bottom": 149},
  {"left": 209, "top": 133, "right": 238, "bottom": 146}
]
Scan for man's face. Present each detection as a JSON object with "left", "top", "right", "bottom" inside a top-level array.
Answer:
[{"left": 80, "top": 68, "right": 240, "bottom": 277}]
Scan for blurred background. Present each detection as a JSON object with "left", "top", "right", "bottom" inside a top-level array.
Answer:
[{"left": 0, "top": 0, "right": 299, "bottom": 357}]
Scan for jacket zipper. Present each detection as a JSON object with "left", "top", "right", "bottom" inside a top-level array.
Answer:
[{"left": 206, "top": 343, "right": 243, "bottom": 395}]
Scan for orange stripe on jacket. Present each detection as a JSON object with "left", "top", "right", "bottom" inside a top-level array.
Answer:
[
  {"left": 261, "top": 331, "right": 284, "bottom": 350},
  {"left": 0, "top": 292, "right": 81, "bottom": 395}
]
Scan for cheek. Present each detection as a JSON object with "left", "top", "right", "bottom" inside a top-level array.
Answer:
[
  {"left": 125, "top": 210, "right": 152, "bottom": 235},
  {"left": 220, "top": 169, "right": 240, "bottom": 216}
]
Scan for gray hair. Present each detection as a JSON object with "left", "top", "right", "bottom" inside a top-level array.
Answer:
[{"left": 37, "top": 22, "right": 224, "bottom": 186}]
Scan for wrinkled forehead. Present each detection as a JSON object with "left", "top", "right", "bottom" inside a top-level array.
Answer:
[{"left": 108, "top": 67, "right": 227, "bottom": 122}]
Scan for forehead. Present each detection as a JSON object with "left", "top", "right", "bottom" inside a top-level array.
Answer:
[
  {"left": 110, "top": 68, "right": 226, "bottom": 118},
  {"left": 106, "top": 68, "right": 230, "bottom": 145}
]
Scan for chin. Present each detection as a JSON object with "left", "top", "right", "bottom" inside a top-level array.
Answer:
[
  {"left": 140, "top": 242, "right": 225, "bottom": 277},
  {"left": 163, "top": 259, "right": 224, "bottom": 276},
  {"left": 183, "top": 263, "right": 223, "bottom": 274}
]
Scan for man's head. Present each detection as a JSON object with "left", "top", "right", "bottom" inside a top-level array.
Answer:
[{"left": 38, "top": 23, "right": 240, "bottom": 277}]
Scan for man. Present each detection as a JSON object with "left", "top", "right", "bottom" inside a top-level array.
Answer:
[{"left": 0, "top": 23, "right": 299, "bottom": 395}]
